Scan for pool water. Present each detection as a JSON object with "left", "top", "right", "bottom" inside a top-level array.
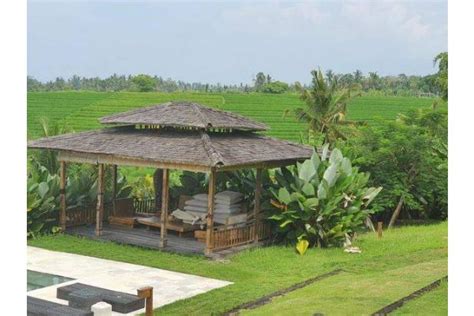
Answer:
[{"left": 27, "top": 270, "right": 74, "bottom": 291}]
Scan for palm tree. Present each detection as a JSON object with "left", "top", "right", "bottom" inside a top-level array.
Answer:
[
  {"left": 289, "top": 69, "right": 361, "bottom": 145},
  {"left": 433, "top": 52, "right": 448, "bottom": 101},
  {"left": 368, "top": 72, "right": 380, "bottom": 90},
  {"left": 353, "top": 70, "right": 363, "bottom": 83}
]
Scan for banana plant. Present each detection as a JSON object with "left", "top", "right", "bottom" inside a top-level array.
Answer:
[
  {"left": 269, "top": 145, "right": 382, "bottom": 251},
  {"left": 27, "top": 164, "right": 61, "bottom": 238}
]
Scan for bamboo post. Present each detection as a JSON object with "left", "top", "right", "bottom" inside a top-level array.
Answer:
[
  {"left": 377, "top": 222, "right": 383, "bottom": 239},
  {"left": 153, "top": 169, "right": 163, "bottom": 214},
  {"left": 159, "top": 169, "right": 169, "bottom": 248},
  {"left": 112, "top": 165, "right": 117, "bottom": 216},
  {"left": 59, "top": 161, "right": 67, "bottom": 231},
  {"left": 95, "top": 163, "right": 105, "bottom": 236},
  {"left": 137, "top": 286, "right": 153, "bottom": 316},
  {"left": 205, "top": 169, "right": 216, "bottom": 256},
  {"left": 254, "top": 168, "right": 262, "bottom": 243}
]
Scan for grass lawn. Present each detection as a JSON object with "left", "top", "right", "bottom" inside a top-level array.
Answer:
[
  {"left": 391, "top": 279, "right": 448, "bottom": 316},
  {"left": 28, "top": 222, "right": 447, "bottom": 315}
]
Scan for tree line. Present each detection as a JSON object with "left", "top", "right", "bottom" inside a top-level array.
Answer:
[{"left": 28, "top": 55, "right": 446, "bottom": 97}]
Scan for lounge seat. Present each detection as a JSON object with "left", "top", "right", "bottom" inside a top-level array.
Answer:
[
  {"left": 27, "top": 296, "right": 93, "bottom": 316},
  {"left": 57, "top": 283, "right": 145, "bottom": 314}
]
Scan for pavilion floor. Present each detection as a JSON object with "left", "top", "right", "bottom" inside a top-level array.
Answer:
[{"left": 66, "top": 224, "right": 205, "bottom": 256}]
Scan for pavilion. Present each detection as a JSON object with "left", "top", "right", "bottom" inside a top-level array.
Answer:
[{"left": 28, "top": 102, "right": 312, "bottom": 256}]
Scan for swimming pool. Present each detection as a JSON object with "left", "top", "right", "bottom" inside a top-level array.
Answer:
[{"left": 27, "top": 270, "right": 74, "bottom": 291}]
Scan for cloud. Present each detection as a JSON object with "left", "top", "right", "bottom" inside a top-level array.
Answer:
[
  {"left": 216, "top": 1, "right": 326, "bottom": 34},
  {"left": 341, "top": 1, "right": 432, "bottom": 41}
]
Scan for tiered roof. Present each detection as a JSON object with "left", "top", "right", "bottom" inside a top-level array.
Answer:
[{"left": 28, "top": 102, "right": 312, "bottom": 171}]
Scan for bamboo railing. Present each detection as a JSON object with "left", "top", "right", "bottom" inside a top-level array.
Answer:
[
  {"left": 211, "top": 220, "right": 271, "bottom": 251},
  {"left": 66, "top": 204, "right": 112, "bottom": 227},
  {"left": 133, "top": 198, "right": 156, "bottom": 215},
  {"left": 66, "top": 198, "right": 156, "bottom": 227}
]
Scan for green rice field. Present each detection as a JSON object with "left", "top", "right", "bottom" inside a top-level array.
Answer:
[{"left": 27, "top": 91, "right": 437, "bottom": 142}]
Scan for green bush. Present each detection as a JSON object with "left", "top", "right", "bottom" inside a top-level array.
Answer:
[
  {"left": 269, "top": 146, "right": 381, "bottom": 249},
  {"left": 340, "top": 108, "right": 447, "bottom": 221},
  {"left": 261, "top": 81, "right": 289, "bottom": 94},
  {"left": 27, "top": 163, "right": 61, "bottom": 238},
  {"left": 27, "top": 161, "right": 132, "bottom": 238}
]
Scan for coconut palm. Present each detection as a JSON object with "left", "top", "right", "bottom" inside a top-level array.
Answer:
[
  {"left": 433, "top": 52, "right": 448, "bottom": 101},
  {"left": 290, "top": 69, "right": 361, "bottom": 145}
]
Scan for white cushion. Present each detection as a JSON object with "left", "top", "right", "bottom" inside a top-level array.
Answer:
[
  {"left": 184, "top": 204, "right": 241, "bottom": 214},
  {"left": 192, "top": 191, "right": 243, "bottom": 205},
  {"left": 185, "top": 199, "right": 208, "bottom": 208},
  {"left": 193, "top": 193, "right": 208, "bottom": 202},
  {"left": 215, "top": 190, "right": 243, "bottom": 204}
]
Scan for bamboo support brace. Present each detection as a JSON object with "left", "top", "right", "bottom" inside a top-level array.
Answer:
[
  {"left": 254, "top": 168, "right": 262, "bottom": 242},
  {"left": 59, "top": 161, "right": 67, "bottom": 231},
  {"left": 205, "top": 169, "right": 216, "bottom": 255},
  {"left": 159, "top": 169, "right": 169, "bottom": 248},
  {"left": 95, "top": 163, "right": 105, "bottom": 236}
]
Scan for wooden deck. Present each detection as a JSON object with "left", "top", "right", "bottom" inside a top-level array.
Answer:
[{"left": 66, "top": 224, "right": 205, "bottom": 255}]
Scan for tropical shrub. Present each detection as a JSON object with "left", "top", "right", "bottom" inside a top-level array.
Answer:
[
  {"left": 131, "top": 174, "right": 155, "bottom": 200},
  {"left": 27, "top": 161, "right": 132, "bottom": 238},
  {"left": 340, "top": 108, "right": 448, "bottom": 222},
  {"left": 27, "top": 163, "right": 61, "bottom": 238},
  {"left": 261, "top": 81, "right": 289, "bottom": 94},
  {"left": 269, "top": 146, "right": 381, "bottom": 251},
  {"left": 289, "top": 69, "right": 361, "bottom": 146}
]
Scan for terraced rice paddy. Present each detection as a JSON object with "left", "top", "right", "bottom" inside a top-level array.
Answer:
[{"left": 27, "top": 91, "right": 436, "bottom": 141}]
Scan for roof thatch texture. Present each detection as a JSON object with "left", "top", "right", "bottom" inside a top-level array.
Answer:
[
  {"left": 28, "top": 127, "right": 312, "bottom": 171},
  {"left": 100, "top": 102, "right": 268, "bottom": 132}
]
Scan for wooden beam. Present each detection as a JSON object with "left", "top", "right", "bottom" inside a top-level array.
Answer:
[
  {"left": 254, "top": 168, "right": 263, "bottom": 243},
  {"left": 216, "top": 159, "right": 306, "bottom": 172},
  {"left": 95, "top": 163, "right": 105, "bottom": 236},
  {"left": 205, "top": 168, "right": 216, "bottom": 255},
  {"left": 58, "top": 150, "right": 211, "bottom": 173},
  {"left": 153, "top": 169, "right": 163, "bottom": 214},
  {"left": 56, "top": 150, "right": 308, "bottom": 173},
  {"left": 112, "top": 165, "right": 117, "bottom": 216},
  {"left": 159, "top": 169, "right": 169, "bottom": 248},
  {"left": 137, "top": 286, "right": 153, "bottom": 316},
  {"left": 59, "top": 161, "right": 67, "bottom": 231}
]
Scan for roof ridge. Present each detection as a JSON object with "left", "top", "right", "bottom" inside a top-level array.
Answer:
[
  {"left": 200, "top": 131, "right": 224, "bottom": 167},
  {"left": 191, "top": 103, "right": 210, "bottom": 128},
  {"left": 100, "top": 102, "right": 173, "bottom": 123},
  {"left": 203, "top": 106, "right": 268, "bottom": 130},
  {"left": 260, "top": 134, "right": 313, "bottom": 150}
]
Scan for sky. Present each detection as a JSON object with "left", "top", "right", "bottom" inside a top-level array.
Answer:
[{"left": 27, "top": 0, "right": 447, "bottom": 84}]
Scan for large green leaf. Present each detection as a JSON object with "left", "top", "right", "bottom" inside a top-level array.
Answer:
[
  {"left": 323, "top": 164, "right": 338, "bottom": 187},
  {"left": 301, "top": 182, "right": 315, "bottom": 196},
  {"left": 304, "top": 198, "right": 319, "bottom": 209},
  {"left": 317, "top": 181, "right": 328, "bottom": 199},
  {"left": 340, "top": 157, "right": 352, "bottom": 175},
  {"left": 321, "top": 144, "right": 330, "bottom": 160},
  {"left": 278, "top": 187, "right": 291, "bottom": 204},
  {"left": 363, "top": 186, "right": 383, "bottom": 206},
  {"left": 37, "top": 182, "right": 49, "bottom": 199},
  {"left": 298, "top": 159, "right": 317, "bottom": 182},
  {"left": 311, "top": 149, "right": 321, "bottom": 170},
  {"left": 329, "top": 148, "right": 343, "bottom": 165}
]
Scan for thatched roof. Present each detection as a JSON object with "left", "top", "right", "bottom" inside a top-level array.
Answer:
[
  {"left": 100, "top": 102, "right": 268, "bottom": 132},
  {"left": 28, "top": 127, "right": 312, "bottom": 171}
]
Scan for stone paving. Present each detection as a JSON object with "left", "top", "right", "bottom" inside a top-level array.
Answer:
[{"left": 27, "top": 246, "right": 231, "bottom": 315}]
